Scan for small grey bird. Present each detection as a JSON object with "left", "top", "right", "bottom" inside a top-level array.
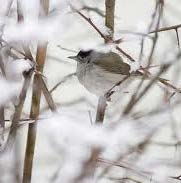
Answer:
[{"left": 68, "top": 50, "right": 140, "bottom": 96}]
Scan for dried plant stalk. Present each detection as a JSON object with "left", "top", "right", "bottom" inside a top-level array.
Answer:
[
  {"left": 23, "top": 49, "right": 48, "bottom": 183},
  {"left": 23, "top": 1, "right": 49, "bottom": 183},
  {"left": 0, "top": 108, "right": 5, "bottom": 142},
  {"left": 0, "top": 55, "right": 5, "bottom": 142},
  {"left": 22, "top": 48, "right": 48, "bottom": 183},
  {"left": 39, "top": 76, "right": 57, "bottom": 112},
  {"left": 95, "top": 97, "right": 107, "bottom": 123},
  {"left": 105, "top": 0, "right": 115, "bottom": 41}
]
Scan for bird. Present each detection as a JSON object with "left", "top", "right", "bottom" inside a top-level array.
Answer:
[{"left": 68, "top": 50, "right": 141, "bottom": 96}]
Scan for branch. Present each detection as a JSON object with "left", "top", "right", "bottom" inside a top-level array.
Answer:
[
  {"left": 50, "top": 73, "right": 76, "bottom": 93},
  {"left": 95, "top": 96, "right": 107, "bottom": 123},
  {"left": 82, "top": 6, "right": 105, "bottom": 17},
  {"left": 22, "top": 1, "right": 49, "bottom": 183},
  {"left": 149, "top": 23, "right": 181, "bottom": 34},
  {"left": 75, "top": 9, "right": 108, "bottom": 41},
  {"left": 75, "top": 8, "right": 136, "bottom": 62},
  {"left": 123, "top": 56, "right": 179, "bottom": 115},
  {"left": 2, "top": 68, "right": 34, "bottom": 152},
  {"left": 105, "top": 0, "right": 115, "bottom": 42},
  {"left": 39, "top": 76, "right": 57, "bottom": 112}
]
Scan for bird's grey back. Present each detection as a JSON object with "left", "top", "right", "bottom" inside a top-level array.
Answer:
[{"left": 91, "top": 51, "right": 131, "bottom": 75}]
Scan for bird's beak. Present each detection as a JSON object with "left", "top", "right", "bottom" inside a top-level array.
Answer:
[{"left": 68, "top": 56, "right": 77, "bottom": 60}]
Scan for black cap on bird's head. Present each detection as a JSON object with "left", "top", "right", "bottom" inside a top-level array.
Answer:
[
  {"left": 68, "top": 50, "right": 93, "bottom": 62},
  {"left": 77, "top": 50, "right": 93, "bottom": 58}
]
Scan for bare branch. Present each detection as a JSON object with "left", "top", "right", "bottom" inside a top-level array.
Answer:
[
  {"left": 23, "top": 1, "right": 49, "bottom": 183},
  {"left": 39, "top": 76, "right": 57, "bottom": 112},
  {"left": 149, "top": 23, "right": 181, "bottom": 34},
  {"left": 105, "top": 0, "right": 115, "bottom": 42}
]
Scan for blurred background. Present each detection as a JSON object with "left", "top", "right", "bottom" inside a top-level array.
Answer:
[{"left": 0, "top": 0, "right": 181, "bottom": 183}]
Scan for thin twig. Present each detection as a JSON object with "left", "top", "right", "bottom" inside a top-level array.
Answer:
[
  {"left": 50, "top": 73, "right": 76, "bottom": 93},
  {"left": 75, "top": 9, "right": 108, "bottom": 41},
  {"left": 2, "top": 68, "right": 34, "bottom": 152},
  {"left": 39, "top": 76, "right": 57, "bottom": 112},
  {"left": 175, "top": 28, "right": 180, "bottom": 50},
  {"left": 0, "top": 108, "right": 5, "bottom": 143},
  {"left": 123, "top": 63, "right": 172, "bottom": 115},
  {"left": 149, "top": 23, "right": 181, "bottom": 34},
  {"left": 125, "top": 1, "right": 164, "bottom": 115},
  {"left": 75, "top": 8, "right": 135, "bottom": 61},
  {"left": 82, "top": 6, "right": 105, "bottom": 17}
]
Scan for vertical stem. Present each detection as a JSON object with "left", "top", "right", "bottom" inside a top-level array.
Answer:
[
  {"left": 105, "top": 0, "right": 115, "bottom": 42},
  {"left": 22, "top": 1, "right": 49, "bottom": 183},
  {"left": 0, "top": 54, "right": 5, "bottom": 143},
  {"left": 95, "top": 97, "right": 107, "bottom": 123},
  {"left": 22, "top": 49, "right": 48, "bottom": 183},
  {"left": 0, "top": 108, "right": 5, "bottom": 141}
]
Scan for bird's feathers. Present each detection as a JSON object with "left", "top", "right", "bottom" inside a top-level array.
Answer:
[{"left": 92, "top": 52, "right": 131, "bottom": 75}]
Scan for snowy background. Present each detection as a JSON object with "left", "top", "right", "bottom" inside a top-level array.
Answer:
[{"left": 0, "top": 0, "right": 181, "bottom": 183}]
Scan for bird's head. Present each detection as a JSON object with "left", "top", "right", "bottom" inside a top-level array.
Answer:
[{"left": 68, "top": 50, "right": 93, "bottom": 63}]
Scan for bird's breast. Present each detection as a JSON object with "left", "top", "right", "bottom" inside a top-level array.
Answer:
[{"left": 76, "top": 63, "right": 126, "bottom": 96}]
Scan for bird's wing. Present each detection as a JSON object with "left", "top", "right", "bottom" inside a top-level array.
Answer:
[{"left": 93, "top": 52, "right": 131, "bottom": 75}]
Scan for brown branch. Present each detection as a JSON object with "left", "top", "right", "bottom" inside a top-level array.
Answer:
[
  {"left": 115, "top": 46, "right": 136, "bottom": 62},
  {"left": 108, "top": 177, "right": 142, "bottom": 183},
  {"left": 147, "top": 2, "right": 162, "bottom": 67},
  {"left": 23, "top": 50, "right": 47, "bottom": 183},
  {"left": 74, "top": 148, "right": 101, "bottom": 182},
  {"left": 50, "top": 73, "right": 76, "bottom": 93},
  {"left": 104, "top": 75, "right": 130, "bottom": 98},
  {"left": 82, "top": 6, "right": 105, "bottom": 17},
  {"left": 123, "top": 63, "right": 171, "bottom": 115},
  {"left": 75, "top": 9, "right": 108, "bottom": 41},
  {"left": 149, "top": 23, "right": 181, "bottom": 34},
  {"left": 39, "top": 76, "right": 57, "bottom": 112},
  {"left": 0, "top": 108, "right": 5, "bottom": 143},
  {"left": 22, "top": 1, "right": 49, "bottom": 183},
  {"left": 175, "top": 28, "right": 180, "bottom": 50},
  {"left": 105, "top": 0, "right": 115, "bottom": 42},
  {"left": 2, "top": 68, "right": 34, "bottom": 152},
  {"left": 0, "top": 39, "right": 27, "bottom": 58},
  {"left": 170, "top": 175, "right": 181, "bottom": 181},
  {"left": 0, "top": 54, "right": 6, "bottom": 142},
  {"left": 95, "top": 96, "right": 107, "bottom": 123},
  {"left": 122, "top": 2, "right": 166, "bottom": 116},
  {"left": 75, "top": 8, "right": 135, "bottom": 62}
]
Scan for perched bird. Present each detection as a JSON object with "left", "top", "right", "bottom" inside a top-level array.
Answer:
[{"left": 68, "top": 50, "right": 141, "bottom": 96}]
